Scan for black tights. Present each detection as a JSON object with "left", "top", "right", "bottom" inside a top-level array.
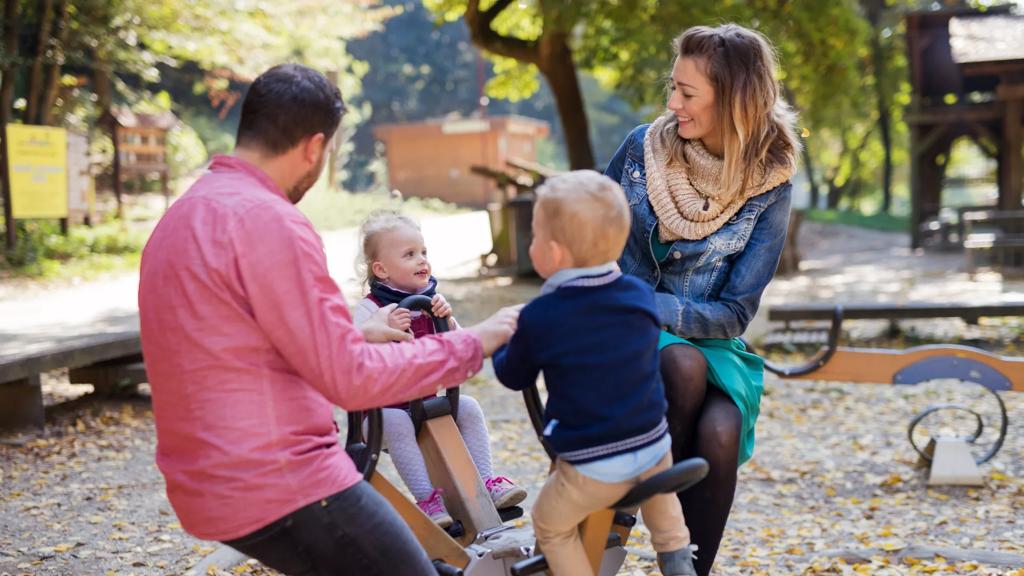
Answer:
[{"left": 660, "top": 344, "right": 742, "bottom": 576}]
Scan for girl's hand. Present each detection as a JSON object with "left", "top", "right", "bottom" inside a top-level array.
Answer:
[
  {"left": 361, "top": 304, "right": 412, "bottom": 343},
  {"left": 388, "top": 307, "right": 412, "bottom": 331},
  {"left": 431, "top": 293, "right": 453, "bottom": 318}
]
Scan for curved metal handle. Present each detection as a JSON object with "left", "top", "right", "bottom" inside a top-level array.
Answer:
[
  {"left": 345, "top": 408, "right": 383, "bottom": 480},
  {"left": 908, "top": 384, "right": 1008, "bottom": 465},
  {"left": 761, "top": 305, "right": 843, "bottom": 377},
  {"left": 397, "top": 294, "right": 460, "bottom": 427},
  {"left": 522, "top": 385, "right": 556, "bottom": 462}
]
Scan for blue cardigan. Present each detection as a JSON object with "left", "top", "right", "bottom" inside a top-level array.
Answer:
[{"left": 493, "top": 271, "right": 668, "bottom": 463}]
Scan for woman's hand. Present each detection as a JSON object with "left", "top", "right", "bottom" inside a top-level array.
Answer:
[
  {"left": 360, "top": 304, "right": 413, "bottom": 343},
  {"left": 431, "top": 293, "right": 453, "bottom": 318}
]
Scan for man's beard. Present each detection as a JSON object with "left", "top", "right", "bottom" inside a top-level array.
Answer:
[{"left": 288, "top": 156, "right": 326, "bottom": 204}]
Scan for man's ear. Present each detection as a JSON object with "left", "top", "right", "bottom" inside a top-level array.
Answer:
[{"left": 303, "top": 132, "right": 326, "bottom": 165}]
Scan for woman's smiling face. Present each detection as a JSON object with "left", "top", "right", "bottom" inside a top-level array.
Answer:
[{"left": 667, "top": 56, "right": 722, "bottom": 156}]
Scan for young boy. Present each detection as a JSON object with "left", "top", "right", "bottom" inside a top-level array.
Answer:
[{"left": 492, "top": 171, "right": 697, "bottom": 576}]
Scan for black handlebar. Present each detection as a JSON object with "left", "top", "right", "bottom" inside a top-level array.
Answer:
[
  {"left": 398, "top": 295, "right": 461, "bottom": 429},
  {"left": 759, "top": 305, "right": 843, "bottom": 377}
]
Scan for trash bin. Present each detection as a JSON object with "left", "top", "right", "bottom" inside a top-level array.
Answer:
[{"left": 485, "top": 193, "right": 536, "bottom": 276}]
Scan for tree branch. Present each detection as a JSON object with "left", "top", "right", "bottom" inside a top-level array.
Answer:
[{"left": 465, "top": 0, "right": 538, "bottom": 64}]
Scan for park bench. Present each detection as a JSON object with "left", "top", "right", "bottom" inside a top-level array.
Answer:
[
  {"left": 961, "top": 209, "right": 1024, "bottom": 274},
  {"left": 0, "top": 331, "right": 147, "bottom": 431},
  {"left": 758, "top": 302, "right": 1023, "bottom": 486}
]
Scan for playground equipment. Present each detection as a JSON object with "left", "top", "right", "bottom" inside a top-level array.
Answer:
[
  {"left": 757, "top": 303, "right": 1022, "bottom": 486},
  {"left": 344, "top": 295, "right": 709, "bottom": 575}
]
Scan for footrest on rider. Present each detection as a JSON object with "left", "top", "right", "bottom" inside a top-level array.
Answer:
[
  {"left": 613, "top": 510, "right": 636, "bottom": 528},
  {"left": 432, "top": 559, "right": 464, "bottom": 576},
  {"left": 444, "top": 520, "right": 465, "bottom": 539},
  {"left": 511, "top": 534, "right": 623, "bottom": 576},
  {"left": 498, "top": 505, "right": 524, "bottom": 523},
  {"left": 510, "top": 555, "right": 548, "bottom": 576}
]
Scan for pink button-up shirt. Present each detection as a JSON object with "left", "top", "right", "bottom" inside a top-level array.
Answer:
[{"left": 139, "top": 155, "right": 482, "bottom": 541}]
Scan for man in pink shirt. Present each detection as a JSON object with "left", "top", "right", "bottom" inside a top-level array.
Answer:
[{"left": 139, "top": 64, "right": 518, "bottom": 576}]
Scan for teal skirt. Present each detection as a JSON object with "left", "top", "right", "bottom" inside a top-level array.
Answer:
[{"left": 658, "top": 332, "right": 764, "bottom": 466}]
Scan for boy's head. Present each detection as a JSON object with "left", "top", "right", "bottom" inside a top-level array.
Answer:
[{"left": 529, "top": 170, "right": 630, "bottom": 278}]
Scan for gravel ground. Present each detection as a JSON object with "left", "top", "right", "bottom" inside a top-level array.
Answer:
[{"left": 2, "top": 221, "right": 1023, "bottom": 576}]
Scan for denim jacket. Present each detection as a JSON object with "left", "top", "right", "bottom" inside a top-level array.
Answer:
[{"left": 605, "top": 125, "right": 792, "bottom": 339}]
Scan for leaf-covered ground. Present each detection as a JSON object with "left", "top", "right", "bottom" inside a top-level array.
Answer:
[{"left": 1, "top": 276, "right": 1021, "bottom": 576}]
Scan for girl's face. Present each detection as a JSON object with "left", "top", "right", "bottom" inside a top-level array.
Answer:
[
  {"left": 667, "top": 56, "right": 722, "bottom": 156},
  {"left": 371, "top": 226, "right": 432, "bottom": 292}
]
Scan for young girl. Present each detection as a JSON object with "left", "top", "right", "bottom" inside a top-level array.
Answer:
[{"left": 353, "top": 210, "right": 527, "bottom": 527}]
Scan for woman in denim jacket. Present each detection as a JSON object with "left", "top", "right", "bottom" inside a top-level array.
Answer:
[{"left": 604, "top": 24, "right": 799, "bottom": 576}]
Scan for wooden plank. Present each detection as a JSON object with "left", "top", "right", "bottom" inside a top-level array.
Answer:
[
  {"left": 68, "top": 361, "right": 148, "bottom": 395},
  {"left": 418, "top": 416, "right": 502, "bottom": 546},
  {"left": 579, "top": 509, "right": 615, "bottom": 575},
  {"left": 905, "top": 103, "right": 1000, "bottom": 125},
  {"left": 768, "top": 302, "right": 1024, "bottom": 322},
  {"left": 780, "top": 345, "right": 1024, "bottom": 392},
  {"left": 1000, "top": 96, "right": 1023, "bottom": 210},
  {"left": 0, "top": 375, "right": 43, "bottom": 431},
  {"left": 368, "top": 473, "right": 471, "bottom": 569},
  {"left": 0, "top": 332, "right": 141, "bottom": 385}
]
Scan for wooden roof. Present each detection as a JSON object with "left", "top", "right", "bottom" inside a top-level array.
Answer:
[{"left": 99, "top": 108, "right": 179, "bottom": 131}]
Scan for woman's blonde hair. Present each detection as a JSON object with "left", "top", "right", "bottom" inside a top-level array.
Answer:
[
  {"left": 357, "top": 210, "right": 420, "bottom": 287},
  {"left": 662, "top": 23, "right": 799, "bottom": 197}
]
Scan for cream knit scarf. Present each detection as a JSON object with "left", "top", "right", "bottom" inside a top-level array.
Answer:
[{"left": 643, "top": 114, "right": 794, "bottom": 242}]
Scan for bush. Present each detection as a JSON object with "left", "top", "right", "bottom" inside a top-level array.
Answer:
[{"left": 0, "top": 219, "right": 146, "bottom": 279}]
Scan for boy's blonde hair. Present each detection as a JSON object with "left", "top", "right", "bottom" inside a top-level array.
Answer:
[
  {"left": 533, "top": 170, "right": 630, "bottom": 267},
  {"left": 358, "top": 210, "right": 420, "bottom": 286}
]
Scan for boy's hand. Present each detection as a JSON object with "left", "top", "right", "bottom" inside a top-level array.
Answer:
[
  {"left": 388, "top": 306, "right": 412, "bottom": 331},
  {"left": 465, "top": 304, "right": 523, "bottom": 357},
  {"left": 431, "top": 293, "right": 453, "bottom": 318},
  {"left": 361, "top": 304, "right": 413, "bottom": 343}
]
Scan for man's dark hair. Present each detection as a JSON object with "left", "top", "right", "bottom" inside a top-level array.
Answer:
[{"left": 235, "top": 64, "right": 345, "bottom": 155}]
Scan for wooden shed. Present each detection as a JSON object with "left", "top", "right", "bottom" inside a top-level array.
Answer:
[
  {"left": 906, "top": 5, "right": 1024, "bottom": 247},
  {"left": 373, "top": 115, "right": 550, "bottom": 207},
  {"left": 98, "top": 108, "right": 178, "bottom": 214}
]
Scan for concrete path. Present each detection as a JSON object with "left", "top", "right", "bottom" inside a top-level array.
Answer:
[{"left": 0, "top": 211, "right": 493, "bottom": 360}]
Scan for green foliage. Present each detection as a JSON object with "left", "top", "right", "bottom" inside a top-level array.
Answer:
[
  {"left": 345, "top": 0, "right": 645, "bottom": 186},
  {"left": 166, "top": 124, "right": 209, "bottom": 180},
  {"left": 805, "top": 209, "right": 909, "bottom": 232},
  {"left": 298, "top": 175, "right": 464, "bottom": 232},
  {"left": 0, "top": 220, "right": 146, "bottom": 279},
  {"left": 422, "top": 0, "right": 924, "bottom": 213}
]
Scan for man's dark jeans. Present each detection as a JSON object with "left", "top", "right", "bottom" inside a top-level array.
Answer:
[{"left": 224, "top": 481, "right": 435, "bottom": 576}]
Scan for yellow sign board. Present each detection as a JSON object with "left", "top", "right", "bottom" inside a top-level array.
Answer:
[{"left": 7, "top": 124, "right": 68, "bottom": 219}]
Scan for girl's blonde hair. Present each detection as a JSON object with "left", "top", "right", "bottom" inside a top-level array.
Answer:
[
  {"left": 661, "top": 23, "right": 799, "bottom": 197},
  {"left": 357, "top": 210, "right": 420, "bottom": 287}
]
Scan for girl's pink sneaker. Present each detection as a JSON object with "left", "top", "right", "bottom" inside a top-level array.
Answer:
[
  {"left": 484, "top": 476, "right": 527, "bottom": 509},
  {"left": 416, "top": 488, "right": 453, "bottom": 528}
]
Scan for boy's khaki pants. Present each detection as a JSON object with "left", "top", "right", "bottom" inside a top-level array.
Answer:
[{"left": 531, "top": 451, "right": 690, "bottom": 576}]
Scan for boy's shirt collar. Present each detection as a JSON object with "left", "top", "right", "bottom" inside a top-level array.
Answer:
[{"left": 540, "top": 261, "right": 622, "bottom": 295}]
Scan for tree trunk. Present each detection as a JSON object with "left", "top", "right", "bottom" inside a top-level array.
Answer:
[
  {"left": 463, "top": 0, "right": 595, "bottom": 170},
  {"left": 801, "top": 139, "right": 820, "bottom": 209},
  {"left": 872, "top": 32, "right": 893, "bottom": 214},
  {"left": 38, "top": 0, "right": 69, "bottom": 126},
  {"left": 1, "top": 0, "right": 19, "bottom": 251},
  {"left": 93, "top": 49, "right": 113, "bottom": 112},
  {"left": 536, "top": 33, "right": 594, "bottom": 170},
  {"left": 25, "top": 0, "right": 54, "bottom": 124},
  {"left": 863, "top": 0, "right": 894, "bottom": 214}
]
